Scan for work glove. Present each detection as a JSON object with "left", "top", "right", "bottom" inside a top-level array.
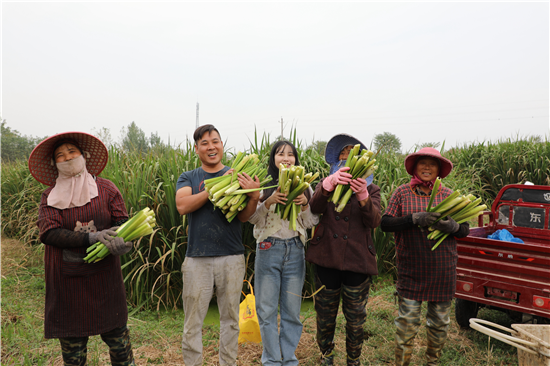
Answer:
[
  {"left": 322, "top": 167, "right": 352, "bottom": 192},
  {"left": 412, "top": 212, "right": 441, "bottom": 227},
  {"left": 105, "top": 236, "right": 133, "bottom": 256},
  {"left": 88, "top": 228, "right": 118, "bottom": 245},
  {"left": 350, "top": 178, "right": 369, "bottom": 201},
  {"left": 431, "top": 216, "right": 460, "bottom": 234}
]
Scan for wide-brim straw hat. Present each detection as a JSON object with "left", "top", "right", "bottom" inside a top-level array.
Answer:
[
  {"left": 404, "top": 147, "right": 453, "bottom": 179},
  {"left": 28, "top": 131, "right": 108, "bottom": 186}
]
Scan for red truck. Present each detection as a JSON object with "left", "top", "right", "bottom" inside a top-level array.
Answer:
[{"left": 454, "top": 184, "right": 550, "bottom": 328}]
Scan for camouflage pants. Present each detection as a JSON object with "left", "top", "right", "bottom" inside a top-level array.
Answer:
[
  {"left": 394, "top": 295, "right": 451, "bottom": 366},
  {"left": 59, "top": 325, "right": 135, "bottom": 366},
  {"left": 315, "top": 278, "right": 340, "bottom": 364},
  {"left": 315, "top": 276, "right": 372, "bottom": 365}
]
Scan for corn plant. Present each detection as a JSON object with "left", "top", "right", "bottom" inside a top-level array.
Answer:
[
  {"left": 447, "top": 136, "right": 550, "bottom": 202},
  {"left": 0, "top": 160, "right": 44, "bottom": 244},
  {"left": 100, "top": 143, "right": 210, "bottom": 309}
]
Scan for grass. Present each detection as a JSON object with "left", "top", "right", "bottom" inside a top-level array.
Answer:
[{"left": 1, "top": 236, "right": 519, "bottom": 365}]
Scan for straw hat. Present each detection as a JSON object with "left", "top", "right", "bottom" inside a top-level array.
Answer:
[
  {"left": 28, "top": 132, "right": 108, "bottom": 186},
  {"left": 404, "top": 147, "right": 453, "bottom": 179}
]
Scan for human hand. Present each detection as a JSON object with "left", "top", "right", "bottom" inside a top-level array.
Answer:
[
  {"left": 237, "top": 172, "right": 261, "bottom": 199},
  {"left": 105, "top": 236, "right": 133, "bottom": 256},
  {"left": 293, "top": 193, "right": 308, "bottom": 207},
  {"left": 322, "top": 167, "right": 352, "bottom": 192},
  {"left": 350, "top": 178, "right": 369, "bottom": 201},
  {"left": 265, "top": 187, "right": 287, "bottom": 207},
  {"left": 89, "top": 228, "right": 117, "bottom": 245},
  {"left": 412, "top": 212, "right": 441, "bottom": 227},
  {"left": 431, "top": 216, "right": 459, "bottom": 233}
]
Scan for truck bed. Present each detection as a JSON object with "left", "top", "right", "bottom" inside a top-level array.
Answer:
[{"left": 456, "top": 227, "right": 550, "bottom": 317}]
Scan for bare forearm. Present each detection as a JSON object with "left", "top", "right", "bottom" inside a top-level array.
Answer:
[
  {"left": 176, "top": 190, "right": 209, "bottom": 215},
  {"left": 238, "top": 197, "right": 260, "bottom": 222}
]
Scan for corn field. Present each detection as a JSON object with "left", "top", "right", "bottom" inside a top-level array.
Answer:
[{"left": 2, "top": 134, "right": 548, "bottom": 310}]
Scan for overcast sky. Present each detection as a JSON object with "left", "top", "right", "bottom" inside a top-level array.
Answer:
[{"left": 2, "top": 1, "right": 549, "bottom": 153}]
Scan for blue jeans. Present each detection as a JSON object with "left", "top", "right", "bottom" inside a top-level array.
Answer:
[{"left": 255, "top": 237, "right": 305, "bottom": 366}]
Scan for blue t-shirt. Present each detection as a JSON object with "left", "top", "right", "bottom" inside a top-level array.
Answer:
[{"left": 176, "top": 166, "right": 244, "bottom": 257}]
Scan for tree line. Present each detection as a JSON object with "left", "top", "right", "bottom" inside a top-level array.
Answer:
[
  {"left": 1, "top": 121, "right": 170, "bottom": 162},
  {"left": 2, "top": 119, "right": 414, "bottom": 162}
]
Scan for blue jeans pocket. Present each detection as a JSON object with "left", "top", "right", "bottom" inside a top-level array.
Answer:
[{"left": 258, "top": 240, "right": 273, "bottom": 251}]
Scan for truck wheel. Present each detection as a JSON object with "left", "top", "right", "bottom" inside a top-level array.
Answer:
[{"left": 455, "top": 298, "right": 479, "bottom": 329}]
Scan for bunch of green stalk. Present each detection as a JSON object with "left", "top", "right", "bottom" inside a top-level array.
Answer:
[
  {"left": 275, "top": 164, "right": 319, "bottom": 231},
  {"left": 204, "top": 152, "right": 276, "bottom": 223},
  {"left": 426, "top": 177, "right": 487, "bottom": 250},
  {"left": 84, "top": 207, "right": 156, "bottom": 263},
  {"left": 330, "top": 144, "right": 378, "bottom": 213}
]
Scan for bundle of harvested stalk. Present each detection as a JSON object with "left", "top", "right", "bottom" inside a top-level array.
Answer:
[
  {"left": 84, "top": 207, "right": 156, "bottom": 263},
  {"left": 330, "top": 144, "right": 378, "bottom": 212},
  {"left": 275, "top": 164, "right": 319, "bottom": 230},
  {"left": 427, "top": 177, "right": 487, "bottom": 250},
  {"left": 204, "top": 152, "right": 276, "bottom": 223}
]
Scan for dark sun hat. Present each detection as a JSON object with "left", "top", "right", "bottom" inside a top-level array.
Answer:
[
  {"left": 404, "top": 147, "right": 453, "bottom": 179},
  {"left": 28, "top": 132, "right": 109, "bottom": 186},
  {"left": 325, "top": 134, "right": 367, "bottom": 170},
  {"left": 325, "top": 133, "right": 374, "bottom": 185}
]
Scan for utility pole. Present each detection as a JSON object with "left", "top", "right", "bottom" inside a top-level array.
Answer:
[
  {"left": 196, "top": 103, "right": 199, "bottom": 128},
  {"left": 280, "top": 117, "right": 284, "bottom": 141}
]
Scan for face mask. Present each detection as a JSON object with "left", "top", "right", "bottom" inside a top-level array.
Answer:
[{"left": 56, "top": 155, "right": 86, "bottom": 177}]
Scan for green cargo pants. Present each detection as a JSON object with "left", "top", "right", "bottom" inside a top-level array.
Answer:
[
  {"left": 59, "top": 325, "right": 135, "bottom": 366},
  {"left": 394, "top": 295, "right": 451, "bottom": 366}
]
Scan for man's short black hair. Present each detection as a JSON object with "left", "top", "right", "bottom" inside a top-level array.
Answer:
[{"left": 193, "top": 125, "right": 221, "bottom": 144}]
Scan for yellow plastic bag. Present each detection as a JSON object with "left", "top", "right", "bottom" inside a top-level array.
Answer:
[{"left": 238, "top": 280, "right": 262, "bottom": 344}]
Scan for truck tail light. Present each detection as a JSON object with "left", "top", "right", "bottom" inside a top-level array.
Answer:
[
  {"left": 457, "top": 280, "right": 474, "bottom": 293},
  {"left": 533, "top": 296, "right": 550, "bottom": 310}
]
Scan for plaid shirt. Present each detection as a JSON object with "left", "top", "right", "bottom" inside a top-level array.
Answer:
[
  {"left": 385, "top": 183, "right": 457, "bottom": 302},
  {"left": 37, "top": 177, "right": 129, "bottom": 338}
]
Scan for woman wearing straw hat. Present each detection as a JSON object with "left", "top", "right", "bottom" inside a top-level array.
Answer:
[
  {"left": 306, "top": 134, "right": 381, "bottom": 366},
  {"left": 380, "top": 147, "right": 470, "bottom": 366},
  {"left": 29, "top": 132, "right": 135, "bottom": 366}
]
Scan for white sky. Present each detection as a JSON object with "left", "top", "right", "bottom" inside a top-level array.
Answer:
[{"left": 2, "top": 1, "right": 549, "bottom": 153}]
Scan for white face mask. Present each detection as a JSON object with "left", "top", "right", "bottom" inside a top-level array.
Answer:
[{"left": 56, "top": 155, "right": 86, "bottom": 177}]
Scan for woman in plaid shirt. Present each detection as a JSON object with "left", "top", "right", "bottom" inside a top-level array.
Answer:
[
  {"left": 380, "top": 147, "right": 470, "bottom": 366},
  {"left": 29, "top": 132, "right": 135, "bottom": 366}
]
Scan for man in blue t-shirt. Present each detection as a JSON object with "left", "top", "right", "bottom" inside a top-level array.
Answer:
[{"left": 175, "top": 124, "right": 259, "bottom": 366}]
